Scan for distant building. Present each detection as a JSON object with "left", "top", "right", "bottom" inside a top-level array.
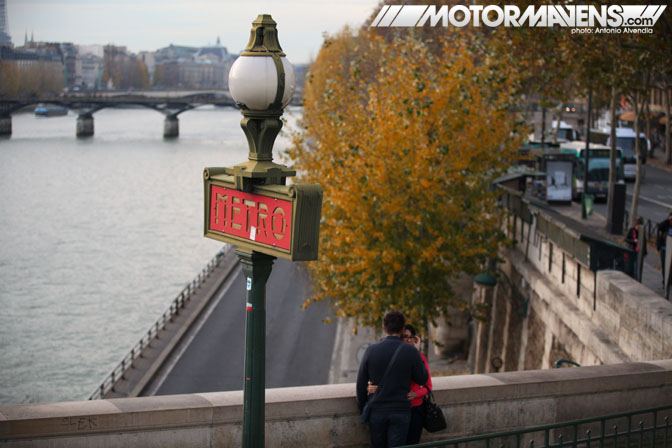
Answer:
[
  {"left": 0, "top": 0, "right": 11, "bottom": 46},
  {"left": 152, "top": 38, "right": 233, "bottom": 89},
  {"left": 0, "top": 37, "right": 64, "bottom": 77},
  {"left": 76, "top": 52, "right": 103, "bottom": 90},
  {"left": 0, "top": 35, "right": 66, "bottom": 95}
]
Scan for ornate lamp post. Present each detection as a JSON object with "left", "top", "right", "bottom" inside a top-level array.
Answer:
[
  {"left": 227, "top": 14, "right": 297, "bottom": 192},
  {"left": 202, "top": 14, "right": 322, "bottom": 448}
]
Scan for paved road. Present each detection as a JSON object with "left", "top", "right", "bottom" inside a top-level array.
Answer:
[
  {"left": 593, "top": 164, "right": 672, "bottom": 223},
  {"left": 143, "top": 258, "right": 337, "bottom": 395}
]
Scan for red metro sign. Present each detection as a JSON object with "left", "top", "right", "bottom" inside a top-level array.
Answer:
[
  {"left": 203, "top": 170, "right": 322, "bottom": 261},
  {"left": 209, "top": 185, "right": 292, "bottom": 250}
]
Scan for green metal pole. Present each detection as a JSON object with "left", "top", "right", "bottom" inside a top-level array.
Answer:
[{"left": 236, "top": 249, "right": 275, "bottom": 448}]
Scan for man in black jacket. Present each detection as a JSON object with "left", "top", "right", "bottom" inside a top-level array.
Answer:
[{"left": 357, "top": 310, "right": 429, "bottom": 447}]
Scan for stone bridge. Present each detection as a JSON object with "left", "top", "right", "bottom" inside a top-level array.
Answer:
[{"left": 0, "top": 92, "right": 238, "bottom": 138}]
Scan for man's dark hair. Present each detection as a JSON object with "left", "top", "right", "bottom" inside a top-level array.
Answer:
[{"left": 383, "top": 310, "right": 406, "bottom": 334}]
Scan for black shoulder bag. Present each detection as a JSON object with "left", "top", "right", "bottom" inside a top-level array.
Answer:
[
  {"left": 422, "top": 389, "right": 447, "bottom": 432},
  {"left": 360, "top": 343, "right": 404, "bottom": 424}
]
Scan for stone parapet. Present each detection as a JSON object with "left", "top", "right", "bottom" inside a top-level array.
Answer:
[
  {"left": 596, "top": 271, "right": 672, "bottom": 361},
  {"left": 1, "top": 360, "right": 671, "bottom": 447}
]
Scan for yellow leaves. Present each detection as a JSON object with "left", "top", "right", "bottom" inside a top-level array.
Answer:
[{"left": 287, "top": 26, "right": 524, "bottom": 329}]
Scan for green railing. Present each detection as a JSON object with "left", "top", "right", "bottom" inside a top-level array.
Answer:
[
  {"left": 403, "top": 405, "right": 671, "bottom": 448},
  {"left": 497, "top": 185, "right": 635, "bottom": 278}
]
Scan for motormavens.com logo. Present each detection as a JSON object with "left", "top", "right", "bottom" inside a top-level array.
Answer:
[{"left": 370, "top": 4, "right": 667, "bottom": 29}]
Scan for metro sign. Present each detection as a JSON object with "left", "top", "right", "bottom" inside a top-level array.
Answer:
[
  {"left": 209, "top": 185, "right": 292, "bottom": 250},
  {"left": 204, "top": 169, "right": 322, "bottom": 261}
]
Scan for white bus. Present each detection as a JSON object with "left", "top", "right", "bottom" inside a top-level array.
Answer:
[{"left": 605, "top": 128, "right": 649, "bottom": 181}]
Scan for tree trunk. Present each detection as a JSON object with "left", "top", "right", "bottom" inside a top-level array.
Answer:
[
  {"left": 629, "top": 92, "right": 643, "bottom": 229},
  {"left": 606, "top": 86, "right": 617, "bottom": 233},
  {"left": 552, "top": 103, "right": 564, "bottom": 144},
  {"left": 645, "top": 100, "right": 652, "bottom": 157},
  {"left": 665, "top": 82, "right": 671, "bottom": 165}
]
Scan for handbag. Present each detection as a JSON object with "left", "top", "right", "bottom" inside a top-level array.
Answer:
[
  {"left": 422, "top": 390, "right": 447, "bottom": 432},
  {"left": 360, "top": 343, "right": 404, "bottom": 424}
]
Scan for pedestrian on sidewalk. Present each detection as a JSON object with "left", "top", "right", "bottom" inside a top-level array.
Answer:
[
  {"left": 357, "top": 310, "right": 429, "bottom": 448},
  {"left": 656, "top": 212, "right": 672, "bottom": 286},
  {"left": 626, "top": 217, "right": 647, "bottom": 281}
]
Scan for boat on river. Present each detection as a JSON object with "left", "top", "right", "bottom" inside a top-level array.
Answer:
[{"left": 34, "top": 104, "right": 68, "bottom": 117}]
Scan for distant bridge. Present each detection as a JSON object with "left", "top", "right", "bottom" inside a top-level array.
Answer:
[{"left": 0, "top": 89, "right": 302, "bottom": 138}]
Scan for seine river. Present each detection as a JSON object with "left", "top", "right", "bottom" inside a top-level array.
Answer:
[{"left": 0, "top": 105, "right": 300, "bottom": 404}]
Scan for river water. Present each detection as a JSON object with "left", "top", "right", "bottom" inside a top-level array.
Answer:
[{"left": 0, "top": 105, "right": 300, "bottom": 404}]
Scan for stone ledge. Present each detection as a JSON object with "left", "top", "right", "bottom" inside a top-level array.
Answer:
[{"left": 2, "top": 360, "right": 670, "bottom": 446}]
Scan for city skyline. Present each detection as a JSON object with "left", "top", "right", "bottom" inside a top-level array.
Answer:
[{"left": 6, "top": 0, "right": 381, "bottom": 63}]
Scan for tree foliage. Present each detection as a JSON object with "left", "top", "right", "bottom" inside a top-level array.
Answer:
[
  {"left": 102, "top": 54, "right": 149, "bottom": 90},
  {"left": 286, "top": 28, "right": 525, "bottom": 331},
  {"left": 487, "top": 0, "right": 672, "bottom": 224},
  {"left": 0, "top": 60, "right": 64, "bottom": 97}
]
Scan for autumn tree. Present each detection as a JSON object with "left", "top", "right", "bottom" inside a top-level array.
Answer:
[
  {"left": 124, "top": 57, "right": 150, "bottom": 89},
  {"left": 0, "top": 60, "right": 20, "bottom": 97},
  {"left": 286, "top": 28, "right": 524, "bottom": 332},
  {"left": 153, "top": 63, "right": 165, "bottom": 87},
  {"left": 0, "top": 60, "right": 63, "bottom": 97}
]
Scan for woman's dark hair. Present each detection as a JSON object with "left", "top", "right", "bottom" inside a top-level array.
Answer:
[{"left": 404, "top": 323, "right": 417, "bottom": 337}]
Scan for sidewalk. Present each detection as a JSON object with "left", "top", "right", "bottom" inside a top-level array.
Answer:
[
  {"left": 328, "top": 318, "right": 469, "bottom": 386},
  {"left": 648, "top": 153, "right": 672, "bottom": 174}
]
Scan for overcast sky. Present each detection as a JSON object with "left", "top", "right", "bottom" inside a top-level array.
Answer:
[{"left": 6, "top": 0, "right": 382, "bottom": 64}]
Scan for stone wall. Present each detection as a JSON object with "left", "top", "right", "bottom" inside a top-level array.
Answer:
[
  {"left": 1, "top": 361, "right": 671, "bottom": 447},
  {"left": 473, "top": 207, "right": 672, "bottom": 374}
]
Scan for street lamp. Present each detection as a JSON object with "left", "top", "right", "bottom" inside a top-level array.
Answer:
[
  {"left": 227, "top": 14, "right": 297, "bottom": 193},
  {"left": 474, "top": 268, "right": 529, "bottom": 317},
  {"left": 203, "top": 14, "right": 322, "bottom": 448},
  {"left": 229, "top": 28, "right": 295, "bottom": 111},
  {"left": 227, "top": 15, "right": 294, "bottom": 448}
]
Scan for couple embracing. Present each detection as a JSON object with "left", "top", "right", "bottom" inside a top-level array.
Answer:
[{"left": 356, "top": 310, "right": 433, "bottom": 447}]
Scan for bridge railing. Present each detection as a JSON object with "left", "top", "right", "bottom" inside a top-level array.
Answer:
[
  {"left": 88, "top": 246, "right": 231, "bottom": 400},
  {"left": 402, "top": 404, "right": 672, "bottom": 448}
]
